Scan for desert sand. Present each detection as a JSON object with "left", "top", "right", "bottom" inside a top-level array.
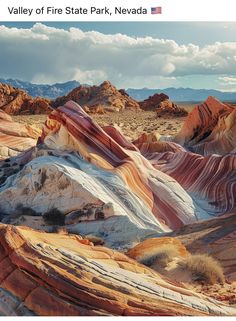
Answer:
[{"left": 12, "top": 103, "right": 195, "bottom": 140}]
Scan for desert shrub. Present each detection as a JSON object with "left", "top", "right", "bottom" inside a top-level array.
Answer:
[
  {"left": 85, "top": 235, "right": 104, "bottom": 246},
  {"left": 13, "top": 204, "right": 39, "bottom": 217},
  {"left": 138, "top": 244, "right": 180, "bottom": 268},
  {"left": 177, "top": 254, "right": 225, "bottom": 285},
  {"left": 43, "top": 208, "right": 65, "bottom": 226}
]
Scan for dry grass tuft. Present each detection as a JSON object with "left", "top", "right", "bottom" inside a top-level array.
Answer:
[
  {"left": 138, "top": 244, "right": 180, "bottom": 268},
  {"left": 177, "top": 254, "right": 225, "bottom": 285}
]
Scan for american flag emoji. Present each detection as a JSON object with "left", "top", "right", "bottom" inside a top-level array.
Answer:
[{"left": 151, "top": 7, "right": 162, "bottom": 14}]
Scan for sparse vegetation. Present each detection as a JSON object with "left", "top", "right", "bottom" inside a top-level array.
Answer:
[
  {"left": 138, "top": 244, "right": 180, "bottom": 268},
  {"left": 177, "top": 254, "right": 225, "bottom": 285},
  {"left": 42, "top": 208, "right": 65, "bottom": 226},
  {"left": 85, "top": 235, "right": 105, "bottom": 246},
  {"left": 14, "top": 204, "right": 39, "bottom": 217}
]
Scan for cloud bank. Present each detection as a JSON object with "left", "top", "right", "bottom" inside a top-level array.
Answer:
[{"left": 0, "top": 23, "right": 236, "bottom": 88}]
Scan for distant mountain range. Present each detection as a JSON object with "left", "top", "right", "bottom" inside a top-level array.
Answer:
[
  {"left": 127, "top": 88, "right": 236, "bottom": 102},
  {"left": 1, "top": 78, "right": 236, "bottom": 102},
  {"left": 0, "top": 78, "right": 81, "bottom": 99}
]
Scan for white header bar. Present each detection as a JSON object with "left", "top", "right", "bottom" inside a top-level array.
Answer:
[{"left": 0, "top": 0, "right": 235, "bottom": 22}]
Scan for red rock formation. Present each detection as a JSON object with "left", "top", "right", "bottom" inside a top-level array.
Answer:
[
  {"left": 133, "top": 132, "right": 186, "bottom": 154},
  {"left": 135, "top": 143, "right": 236, "bottom": 218},
  {"left": 52, "top": 81, "right": 140, "bottom": 112},
  {"left": 0, "top": 110, "right": 12, "bottom": 122},
  {"left": 0, "top": 224, "right": 235, "bottom": 316},
  {"left": 174, "top": 96, "right": 235, "bottom": 155},
  {"left": 171, "top": 214, "right": 236, "bottom": 282},
  {"left": 0, "top": 83, "right": 52, "bottom": 115},
  {"left": 156, "top": 99, "right": 188, "bottom": 117},
  {"left": 0, "top": 110, "right": 40, "bottom": 159},
  {"left": 140, "top": 93, "right": 169, "bottom": 110},
  {"left": 140, "top": 93, "right": 188, "bottom": 117}
]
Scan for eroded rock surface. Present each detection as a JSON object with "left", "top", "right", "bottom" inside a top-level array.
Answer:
[
  {"left": 0, "top": 224, "right": 235, "bottom": 316},
  {"left": 174, "top": 96, "right": 236, "bottom": 155},
  {"left": 0, "top": 110, "right": 40, "bottom": 159},
  {"left": 52, "top": 81, "right": 140, "bottom": 113},
  {"left": 140, "top": 93, "right": 188, "bottom": 117},
  {"left": 0, "top": 83, "right": 52, "bottom": 115},
  {"left": 171, "top": 214, "right": 236, "bottom": 282}
]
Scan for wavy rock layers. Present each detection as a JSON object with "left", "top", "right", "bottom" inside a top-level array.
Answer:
[
  {"left": 0, "top": 111, "right": 40, "bottom": 159},
  {"left": 41, "top": 102, "right": 201, "bottom": 226},
  {"left": 174, "top": 96, "right": 236, "bottom": 155},
  {"left": 0, "top": 101, "right": 201, "bottom": 247},
  {"left": 0, "top": 83, "right": 51, "bottom": 115},
  {"left": 170, "top": 214, "right": 236, "bottom": 282},
  {"left": 0, "top": 224, "right": 235, "bottom": 316},
  {"left": 141, "top": 150, "right": 236, "bottom": 217},
  {"left": 52, "top": 81, "right": 140, "bottom": 113}
]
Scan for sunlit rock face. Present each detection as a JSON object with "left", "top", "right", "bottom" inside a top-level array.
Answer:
[
  {"left": 0, "top": 224, "right": 235, "bottom": 316},
  {"left": 0, "top": 83, "right": 51, "bottom": 115},
  {"left": 0, "top": 99, "right": 235, "bottom": 248},
  {"left": 52, "top": 81, "right": 140, "bottom": 113},
  {"left": 0, "top": 110, "right": 40, "bottom": 159},
  {"left": 174, "top": 96, "right": 236, "bottom": 156},
  {"left": 170, "top": 213, "right": 236, "bottom": 283},
  {"left": 133, "top": 98, "right": 236, "bottom": 218}
]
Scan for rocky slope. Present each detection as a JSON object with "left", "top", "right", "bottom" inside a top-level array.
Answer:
[
  {"left": 171, "top": 213, "right": 236, "bottom": 282},
  {"left": 0, "top": 97, "right": 236, "bottom": 315},
  {"left": 174, "top": 96, "right": 235, "bottom": 155},
  {"left": 140, "top": 93, "right": 188, "bottom": 116},
  {"left": 0, "top": 83, "right": 52, "bottom": 115},
  {"left": 0, "top": 110, "right": 40, "bottom": 159},
  {"left": 52, "top": 81, "right": 140, "bottom": 113},
  {"left": 126, "top": 232, "right": 236, "bottom": 306},
  {"left": 0, "top": 99, "right": 235, "bottom": 246},
  {"left": 0, "top": 224, "right": 235, "bottom": 316}
]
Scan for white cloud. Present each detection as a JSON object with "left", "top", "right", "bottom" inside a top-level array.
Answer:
[
  {"left": 0, "top": 23, "right": 236, "bottom": 88},
  {"left": 219, "top": 76, "right": 236, "bottom": 85}
]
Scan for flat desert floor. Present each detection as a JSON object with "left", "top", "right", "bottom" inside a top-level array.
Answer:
[{"left": 12, "top": 104, "right": 195, "bottom": 140}]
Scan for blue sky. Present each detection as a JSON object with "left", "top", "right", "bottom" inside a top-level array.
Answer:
[{"left": 0, "top": 22, "right": 236, "bottom": 90}]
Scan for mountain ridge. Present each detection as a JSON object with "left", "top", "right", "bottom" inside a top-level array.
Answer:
[{"left": 1, "top": 78, "right": 236, "bottom": 102}]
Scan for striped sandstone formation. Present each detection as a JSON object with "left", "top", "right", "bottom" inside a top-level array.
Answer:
[
  {"left": 174, "top": 96, "right": 236, "bottom": 155},
  {"left": 0, "top": 110, "right": 40, "bottom": 159},
  {"left": 0, "top": 224, "right": 235, "bottom": 316},
  {"left": 171, "top": 214, "right": 236, "bottom": 282},
  {"left": 0, "top": 100, "right": 235, "bottom": 246}
]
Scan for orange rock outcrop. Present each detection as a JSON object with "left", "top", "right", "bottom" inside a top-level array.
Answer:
[
  {"left": 0, "top": 83, "right": 52, "bottom": 115},
  {"left": 140, "top": 93, "right": 188, "bottom": 117},
  {"left": 52, "top": 81, "right": 140, "bottom": 112}
]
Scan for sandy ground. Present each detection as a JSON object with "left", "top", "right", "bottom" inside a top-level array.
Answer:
[{"left": 12, "top": 104, "right": 195, "bottom": 140}]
